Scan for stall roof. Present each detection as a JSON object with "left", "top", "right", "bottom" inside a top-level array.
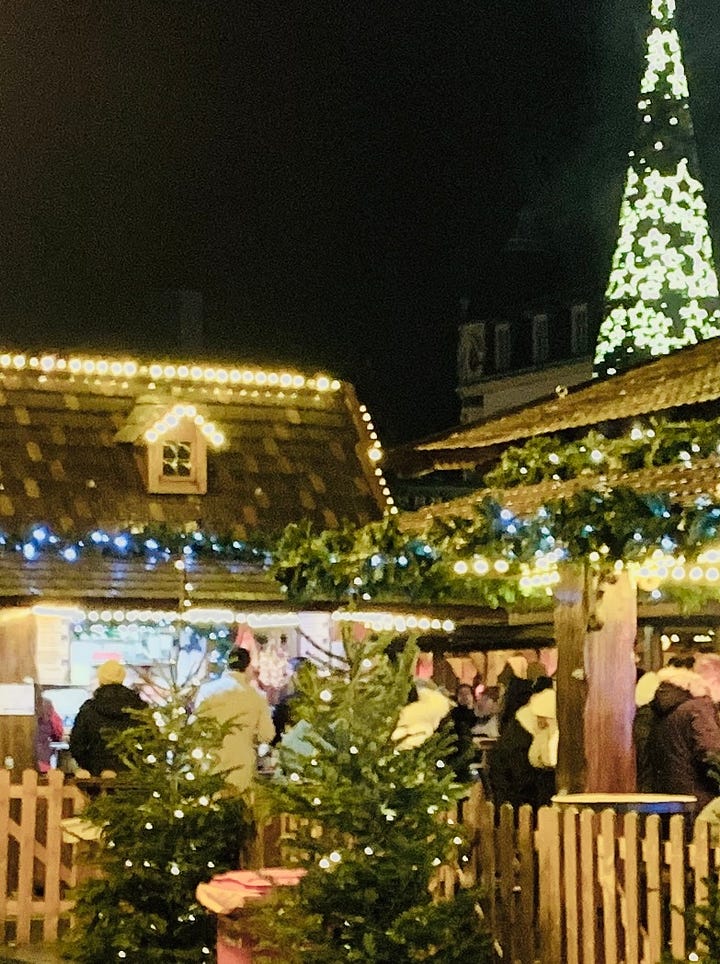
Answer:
[
  {"left": 0, "top": 348, "right": 388, "bottom": 603},
  {"left": 401, "top": 453, "right": 720, "bottom": 528},
  {"left": 395, "top": 336, "right": 720, "bottom": 474}
]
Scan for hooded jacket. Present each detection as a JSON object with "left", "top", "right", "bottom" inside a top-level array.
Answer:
[
  {"left": 649, "top": 668, "right": 720, "bottom": 810},
  {"left": 70, "top": 683, "right": 145, "bottom": 776}
]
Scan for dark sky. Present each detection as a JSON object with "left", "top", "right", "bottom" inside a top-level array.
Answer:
[{"left": 1, "top": 1, "right": 720, "bottom": 444}]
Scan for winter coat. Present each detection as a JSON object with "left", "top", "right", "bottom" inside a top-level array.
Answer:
[
  {"left": 35, "top": 698, "right": 63, "bottom": 773},
  {"left": 488, "top": 705, "right": 538, "bottom": 810},
  {"left": 70, "top": 683, "right": 145, "bottom": 776},
  {"left": 448, "top": 703, "right": 477, "bottom": 781},
  {"left": 196, "top": 670, "right": 275, "bottom": 792},
  {"left": 648, "top": 669, "right": 720, "bottom": 810},
  {"left": 633, "top": 672, "right": 660, "bottom": 793}
]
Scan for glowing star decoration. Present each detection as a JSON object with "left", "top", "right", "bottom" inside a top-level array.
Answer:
[{"left": 593, "top": 0, "right": 720, "bottom": 378}]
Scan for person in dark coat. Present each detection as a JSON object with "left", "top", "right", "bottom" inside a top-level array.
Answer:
[
  {"left": 648, "top": 666, "right": 720, "bottom": 810},
  {"left": 488, "top": 678, "right": 534, "bottom": 809},
  {"left": 633, "top": 670, "right": 660, "bottom": 793},
  {"left": 70, "top": 660, "right": 145, "bottom": 775},
  {"left": 448, "top": 683, "right": 477, "bottom": 781}
]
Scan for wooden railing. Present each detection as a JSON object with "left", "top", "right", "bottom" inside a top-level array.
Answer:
[{"left": 2, "top": 771, "right": 720, "bottom": 962}]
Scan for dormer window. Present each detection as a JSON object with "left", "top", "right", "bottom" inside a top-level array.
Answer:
[
  {"left": 147, "top": 420, "right": 208, "bottom": 494},
  {"left": 115, "top": 400, "right": 225, "bottom": 496}
]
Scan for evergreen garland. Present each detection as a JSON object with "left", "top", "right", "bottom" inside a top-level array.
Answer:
[
  {"left": 272, "top": 489, "right": 720, "bottom": 608},
  {"left": 483, "top": 416, "right": 720, "bottom": 490}
]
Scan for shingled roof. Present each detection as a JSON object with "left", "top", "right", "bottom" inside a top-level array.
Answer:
[
  {"left": 0, "top": 348, "right": 387, "bottom": 603},
  {"left": 405, "top": 335, "right": 720, "bottom": 471}
]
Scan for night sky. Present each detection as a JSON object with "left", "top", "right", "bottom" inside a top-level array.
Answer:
[{"left": 1, "top": 1, "right": 720, "bottom": 444}]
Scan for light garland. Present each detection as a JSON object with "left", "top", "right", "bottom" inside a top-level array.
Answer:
[
  {"left": 593, "top": 0, "right": 720, "bottom": 377},
  {"left": 331, "top": 610, "right": 455, "bottom": 633},
  {"left": 0, "top": 523, "right": 273, "bottom": 566},
  {"left": 31, "top": 602, "right": 301, "bottom": 628},
  {"left": 358, "top": 404, "right": 395, "bottom": 515},
  {"left": 0, "top": 349, "right": 342, "bottom": 394},
  {"left": 144, "top": 404, "right": 225, "bottom": 448},
  {"left": 484, "top": 416, "right": 720, "bottom": 490}
]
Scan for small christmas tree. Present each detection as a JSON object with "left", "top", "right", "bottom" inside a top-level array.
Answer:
[
  {"left": 251, "top": 631, "right": 493, "bottom": 963},
  {"left": 63, "top": 678, "right": 253, "bottom": 963},
  {"left": 593, "top": 0, "right": 720, "bottom": 378}
]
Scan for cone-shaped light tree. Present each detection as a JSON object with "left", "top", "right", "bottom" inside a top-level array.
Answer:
[{"left": 594, "top": 0, "right": 720, "bottom": 378}]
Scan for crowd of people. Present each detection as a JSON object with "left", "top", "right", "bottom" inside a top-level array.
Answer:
[{"left": 34, "top": 643, "right": 720, "bottom": 825}]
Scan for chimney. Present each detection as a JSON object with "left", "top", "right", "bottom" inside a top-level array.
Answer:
[{"left": 174, "top": 290, "right": 203, "bottom": 351}]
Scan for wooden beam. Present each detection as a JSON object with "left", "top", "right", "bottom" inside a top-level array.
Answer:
[{"left": 554, "top": 563, "right": 588, "bottom": 794}]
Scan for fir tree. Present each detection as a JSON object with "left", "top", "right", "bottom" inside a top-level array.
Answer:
[
  {"left": 251, "top": 632, "right": 493, "bottom": 963},
  {"left": 63, "top": 679, "right": 253, "bottom": 963},
  {"left": 593, "top": 0, "right": 720, "bottom": 378}
]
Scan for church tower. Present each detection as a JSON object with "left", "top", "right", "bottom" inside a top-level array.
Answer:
[{"left": 593, "top": 0, "right": 720, "bottom": 378}]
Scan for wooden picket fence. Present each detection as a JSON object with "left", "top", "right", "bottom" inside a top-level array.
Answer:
[
  {"left": 0, "top": 769, "right": 86, "bottom": 946},
  {"left": 2, "top": 770, "right": 720, "bottom": 962},
  {"left": 458, "top": 790, "right": 719, "bottom": 964}
]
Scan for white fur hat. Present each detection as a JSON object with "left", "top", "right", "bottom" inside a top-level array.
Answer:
[
  {"left": 635, "top": 671, "right": 660, "bottom": 708},
  {"left": 529, "top": 687, "right": 556, "bottom": 720}
]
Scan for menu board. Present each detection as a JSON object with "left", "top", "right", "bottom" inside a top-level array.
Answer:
[
  {"left": 35, "top": 615, "right": 72, "bottom": 685},
  {"left": 70, "top": 628, "right": 176, "bottom": 685}
]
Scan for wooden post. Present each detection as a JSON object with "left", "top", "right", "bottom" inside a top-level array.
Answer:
[
  {"left": 553, "top": 562, "right": 589, "bottom": 794},
  {"left": 584, "top": 569, "right": 637, "bottom": 792}
]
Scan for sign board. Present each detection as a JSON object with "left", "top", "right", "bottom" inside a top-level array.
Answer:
[{"left": 0, "top": 683, "right": 35, "bottom": 716}]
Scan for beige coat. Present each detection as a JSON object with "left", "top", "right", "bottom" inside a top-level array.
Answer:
[{"left": 196, "top": 671, "right": 275, "bottom": 791}]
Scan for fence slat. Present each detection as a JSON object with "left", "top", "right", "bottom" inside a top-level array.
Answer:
[
  {"left": 693, "top": 819, "right": 709, "bottom": 907},
  {"left": 538, "top": 806, "right": 562, "bottom": 964},
  {"left": 477, "top": 800, "right": 497, "bottom": 939},
  {"left": 15, "top": 770, "right": 38, "bottom": 944},
  {"left": 622, "top": 811, "right": 639, "bottom": 964},
  {"left": 517, "top": 804, "right": 536, "bottom": 964},
  {"left": 498, "top": 804, "right": 516, "bottom": 961},
  {"left": 644, "top": 814, "right": 662, "bottom": 964},
  {"left": 0, "top": 769, "right": 9, "bottom": 928},
  {"left": 579, "top": 809, "right": 596, "bottom": 964},
  {"left": 41, "top": 771, "right": 65, "bottom": 941},
  {"left": 562, "top": 807, "right": 579, "bottom": 964},
  {"left": 599, "top": 809, "right": 618, "bottom": 964},
  {"left": 668, "top": 814, "right": 686, "bottom": 959}
]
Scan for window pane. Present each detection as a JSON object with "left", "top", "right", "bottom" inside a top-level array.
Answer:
[{"left": 162, "top": 440, "right": 193, "bottom": 477}]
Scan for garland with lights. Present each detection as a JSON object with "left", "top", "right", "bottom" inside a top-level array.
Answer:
[
  {"left": 0, "top": 523, "right": 274, "bottom": 566},
  {"left": 248, "top": 631, "right": 492, "bottom": 963},
  {"left": 63, "top": 679, "right": 254, "bottom": 963},
  {"left": 272, "top": 488, "right": 720, "bottom": 611},
  {"left": 483, "top": 415, "right": 720, "bottom": 490},
  {"left": 593, "top": 0, "right": 720, "bottom": 377}
]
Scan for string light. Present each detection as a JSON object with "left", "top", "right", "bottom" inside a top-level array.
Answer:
[
  {"left": 0, "top": 348, "right": 344, "bottom": 394},
  {"left": 144, "top": 404, "right": 225, "bottom": 448},
  {"left": 331, "top": 610, "right": 455, "bottom": 633}
]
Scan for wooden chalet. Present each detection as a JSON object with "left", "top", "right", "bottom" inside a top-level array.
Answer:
[
  {"left": 0, "top": 347, "right": 389, "bottom": 769},
  {"left": 392, "top": 336, "right": 720, "bottom": 792}
]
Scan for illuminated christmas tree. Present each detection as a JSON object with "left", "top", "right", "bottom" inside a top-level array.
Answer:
[
  {"left": 63, "top": 683, "right": 252, "bottom": 963},
  {"left": 593, "top": 0, "right": 720, "bottom": 378},
  {"left": 251, "top": 632, "right": 493, "bottom": 963}
]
